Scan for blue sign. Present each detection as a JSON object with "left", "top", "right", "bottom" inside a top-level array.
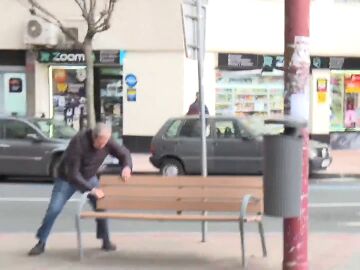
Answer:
[{"left": 125, "top": 74, "right": 137, "bottom": 88}]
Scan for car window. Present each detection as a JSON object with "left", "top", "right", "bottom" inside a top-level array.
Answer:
[
  {"left": 32, "top": 119, "right": 77, "bottom": 139},
  {"left": 4, "top": 120, "right": 37, "bottom": 140},
  {"left": 178, "top": 119, "right": 210, "bottom": 138},
  {"left": 215, "top": 120, "right": 239, "bottom": 138},
  {"left": 165, "top": 120, "right": 182, "bottom": 138}
]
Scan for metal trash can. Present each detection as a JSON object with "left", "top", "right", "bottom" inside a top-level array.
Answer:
[{"left": 263, "top": 118, "right": 307, "bottom": 218}]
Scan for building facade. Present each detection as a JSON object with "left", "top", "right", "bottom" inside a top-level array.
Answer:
[{"left": 1, "top": 0, "right": 360, "bottom": 151}]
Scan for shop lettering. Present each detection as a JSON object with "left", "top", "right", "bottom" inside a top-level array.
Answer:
[{"left": 52, "top": 52, "right": 85, "bottom": 63}]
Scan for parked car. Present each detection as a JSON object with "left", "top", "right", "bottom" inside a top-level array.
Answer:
[
  {"left": 149, "top": 116, "right": 332, "bottom": 176},
  {"left": 0, "top": 116, "right": 119, "bottom": 180}
]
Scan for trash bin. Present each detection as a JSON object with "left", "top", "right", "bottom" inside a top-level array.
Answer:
[{"left": 263, "top": 118, "right": 307, "bottom": 218}]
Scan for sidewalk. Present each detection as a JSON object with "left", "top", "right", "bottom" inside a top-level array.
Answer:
[
  {"left": 1, "top": 232, "right": 359, "bottom": 269},
  {"left": 312, "top": 150, "right": 360, "bottom": 178},
  {"left": 131, "top": 151, "right": 360, "bottom": 178}
]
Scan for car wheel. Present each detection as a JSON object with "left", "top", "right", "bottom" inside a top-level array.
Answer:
[{"left": 160, "top": 159, "right": 184, "bottom": 176}]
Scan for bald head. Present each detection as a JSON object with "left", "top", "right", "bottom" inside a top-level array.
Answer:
[{"left": 92, "top": 123, "right": 112, "bottom": 149}]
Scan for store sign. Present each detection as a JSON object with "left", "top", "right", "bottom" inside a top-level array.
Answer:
[
  {"left": 38, "top": 50, "right": 121, "bottom": 65},
  {"left": 125, "top": 74, "right": 138, "bottom": 88},
  {"left": 219, "top": 53, "right": 360, "bottom": 71},
  {"left": 218, "top": 53, "right": 263, "bottom": 70}
]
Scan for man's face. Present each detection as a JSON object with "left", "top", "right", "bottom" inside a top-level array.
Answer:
[{"left": 93, "top": 133, "right": 111, "bottom": 149}]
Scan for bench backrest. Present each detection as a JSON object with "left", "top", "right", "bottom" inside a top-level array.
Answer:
[{"left": 98, "top": 175, "right": 263, "bottom": 214}]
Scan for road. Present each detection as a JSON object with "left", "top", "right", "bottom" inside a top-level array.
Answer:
[{"left": 1, "top": 178, "right": 360, "bottom": 234}]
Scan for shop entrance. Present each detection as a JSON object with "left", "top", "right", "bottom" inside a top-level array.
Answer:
[{"left": 94, "top": 67, "right": 123, "bottom": 141}]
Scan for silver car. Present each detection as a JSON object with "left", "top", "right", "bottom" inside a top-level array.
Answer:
[
  {"left": 0, "top": 116, "right": 119, "bottom": 180},
  {"left": 149, "top": 116, "right": 332, "bottom": 176},
  {"left": 0, "top": 116, "right": 70, "bottom": 179}
]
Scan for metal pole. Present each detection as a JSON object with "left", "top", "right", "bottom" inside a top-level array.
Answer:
[
  {"left": 283, "top": 0, "right": 310, "bottom": 269},
  {"left": 196, "top": 0, "right": 208, "bottom": 243}
]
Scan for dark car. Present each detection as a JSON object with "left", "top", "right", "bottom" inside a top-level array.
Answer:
[
  {"left": 0, "top": 116, "right": 120, "bottom": 180},
  {"left": 149, "top": 116, "right": 332, "bottom": 176}
]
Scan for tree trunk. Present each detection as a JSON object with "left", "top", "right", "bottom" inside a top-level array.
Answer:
[{"left": 83, "top": 38, "right": 96, "bottom": 129}]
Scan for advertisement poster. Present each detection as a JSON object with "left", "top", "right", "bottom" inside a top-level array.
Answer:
[
  {"left": 317, "top": 78, "right": 327, "bottom": 104},
  {"left": 51, "top": 67, "right": 87, "bottom": 131}
]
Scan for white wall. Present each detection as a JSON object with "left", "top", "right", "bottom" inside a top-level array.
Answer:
[
  {"left": 310, "top": 70, "right": 331, "bottom": 134},
  {"left": 0, "top": 0, "right": 184, "bottom": 51},
  {"left": 34, "top": 62, "right": 51, "bottom": 117},
  {"left": 206, "top": 0, "right": 360, "bottom": 56},
  {"left": 123, "top": 52, "right": 185, "bottom": 136}
]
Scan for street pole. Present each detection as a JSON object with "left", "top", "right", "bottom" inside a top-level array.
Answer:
[
  {"left": 283, "top": 0, "right": 310, "bottom": 270},
  {"left": 196, "top": 0, "right": 208, "bottom": 243}
]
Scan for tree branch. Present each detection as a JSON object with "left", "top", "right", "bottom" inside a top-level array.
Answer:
[
  {"left": 74, "top": 0, "right": 88, "bottom": 20},
  {"left": 28, "top": 0, "right": 82, "bottom": 46},
  {"left": 94, "top": 0, "right": 116, "bottom": 33}
]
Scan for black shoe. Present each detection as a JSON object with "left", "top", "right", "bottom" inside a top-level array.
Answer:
[
  {"left": 101, "top": 241, "right": 117, "bottom": 251},
  {"left": 28, "top": 241, "right": 45, "bottom": 256}
]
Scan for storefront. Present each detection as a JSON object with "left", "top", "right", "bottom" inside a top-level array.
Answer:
[
  {"left": 215, "top": 53, "right": 360, "bottom": 149},
  {"left": 0, "top": 50, "right": 27, "bottom": 116},
  {"left": 37, "top": 49, "right": 124, "bottom": 140},
  {"left": 215, "top": 53, "right": 284, "bottom": 118}
]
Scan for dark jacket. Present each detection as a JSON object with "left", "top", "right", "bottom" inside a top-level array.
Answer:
[
  {"left": 58, "top": 129, "right": 132, "bottom": 192},
  {"left": 186, "top": 101, "right": 209, "bottom": 115}
]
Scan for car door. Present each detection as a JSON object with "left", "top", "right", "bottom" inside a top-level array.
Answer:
[
  {"left": 0, "top": 119, "right": 48, "bottom": 176},
  {"left": 174, "top": 118, "right": 214, "bottom": 174},
  {"left": 213, "top": 118, "right": 262, "bottom": 174}
]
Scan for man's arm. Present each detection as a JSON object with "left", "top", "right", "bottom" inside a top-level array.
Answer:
[
  {"left": 108, "top": 140, "right": 133, "bottom": 170},
  {"left": 66, "top": 137, "right": 93, "bottom": 192}
]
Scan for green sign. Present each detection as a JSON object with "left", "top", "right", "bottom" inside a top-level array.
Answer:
[{"left": 38, "top": 50, "right": 121, "bottom": 65}]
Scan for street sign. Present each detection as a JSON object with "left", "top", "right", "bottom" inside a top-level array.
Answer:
[{"left": 181, "top": 0, "right": 207, "bottom": 60}]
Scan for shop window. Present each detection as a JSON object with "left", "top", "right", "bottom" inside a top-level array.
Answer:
[
  {"left": 215, "top": 71, "right": 284, "bottom": 118},
  {"left": 330, "top": 71, "right": 360, "bottom": 131}
]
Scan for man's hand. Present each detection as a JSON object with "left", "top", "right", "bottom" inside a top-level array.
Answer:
[
  {"left": 90, "top": 188, "right": 105, "bottom": 199},
  {"left": 121, "top": 166, "right": 132, "bottom": 182}
]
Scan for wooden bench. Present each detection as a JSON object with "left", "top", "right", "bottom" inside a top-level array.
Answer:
[{"left": 75, "top": 175, "right": 267, "bottom": 267}]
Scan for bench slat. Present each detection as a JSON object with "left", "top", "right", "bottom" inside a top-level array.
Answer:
[
  {"left": 97, "top": 199, "right": 262, "bottom": 213},
  {"left": 102, "top": 186, "right": 263, "bottom": 199},
  {"left": 100, "top": 175, "right": 262, "bottom": 188},
  {"left": 80, "top": 211, "right": 262, "bottom": 222}
]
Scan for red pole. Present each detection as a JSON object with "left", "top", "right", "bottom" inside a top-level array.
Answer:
[{"left": 283, "top": 0, "right": 310, "bottom": 270}]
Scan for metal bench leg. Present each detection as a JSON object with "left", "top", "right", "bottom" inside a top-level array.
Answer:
[
  {"left": 201, "top": 220, "right": 207, "bottom": 243},
  {"left": 258, "top": 221, "right": 267, "bottom": 257},
  {"left": 75, "top": 215, "right": 84, "bottom": 260},
  {"left": 239, "top": 220, "right": 246, "bottom": 268}
]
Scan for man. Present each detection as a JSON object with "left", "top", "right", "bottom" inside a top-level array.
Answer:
[
  {"left": 186, "top": 92, "right": 209, "bottom": 115},
  {"left": 28, "top": 123, "right": 132, "bottom": 256}
]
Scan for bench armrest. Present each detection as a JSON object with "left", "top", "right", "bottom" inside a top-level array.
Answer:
[
  {"left": 77, "top": 191, "right": 90, "bottom": 217},
  {"left": 240, "top": 194, "right": 261, "bottom": 220}
]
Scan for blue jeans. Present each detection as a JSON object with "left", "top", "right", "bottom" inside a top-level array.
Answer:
[{"left": 36, "top": 177, "right": 109, "bottom": 244}]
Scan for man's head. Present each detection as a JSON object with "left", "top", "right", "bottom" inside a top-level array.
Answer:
[{"left": 92, "top": 123, "right": 112, "bottom": 149}]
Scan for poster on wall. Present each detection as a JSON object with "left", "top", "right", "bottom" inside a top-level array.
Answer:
[
  {"left": 51, "top": 67, "right": 87, "bottom": 131},
  {"left": 317, "top": 78, "right": 327, "bottom": 104},
  {"left": 3, "top": 73, "right": 27, "bottom": 116}
]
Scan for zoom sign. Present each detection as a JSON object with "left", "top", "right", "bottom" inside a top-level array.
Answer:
[{"left": 38, "top": 50, "right": 121, "bottom": 64}]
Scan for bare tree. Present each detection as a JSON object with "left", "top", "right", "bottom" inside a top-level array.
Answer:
[{"left": 28, "top": 0, "right": 118, "bottom": 128}]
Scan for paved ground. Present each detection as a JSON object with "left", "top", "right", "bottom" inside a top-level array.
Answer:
[{"left": 1, "top": 232, "right": 360, "bottom": 270}]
